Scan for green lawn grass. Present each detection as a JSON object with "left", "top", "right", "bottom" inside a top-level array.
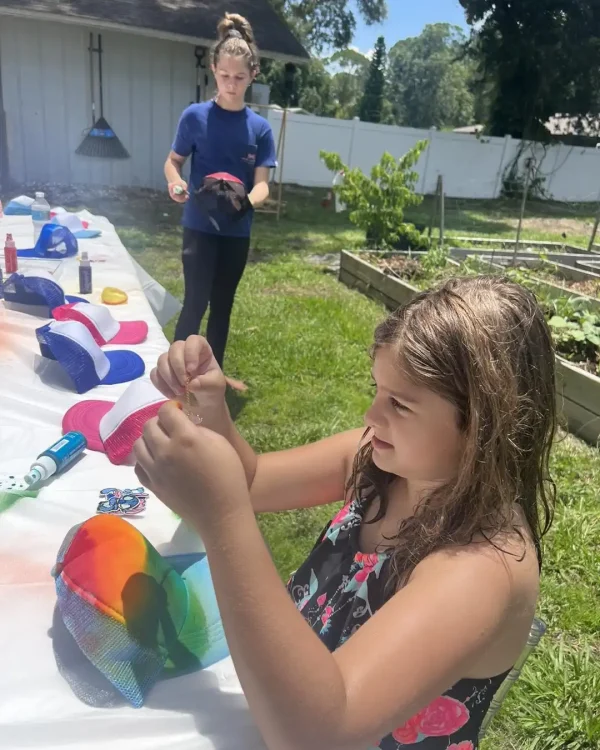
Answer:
[{"left": 85, "top": 186, "right": 600, "bottom": 749}]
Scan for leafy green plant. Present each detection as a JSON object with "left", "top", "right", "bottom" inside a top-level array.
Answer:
[
  {"left": 320, "top": 141, "right": 429, "bottom": 250},
  {"left": 547, "top": 309, "right": 600, "bottom": 373}
]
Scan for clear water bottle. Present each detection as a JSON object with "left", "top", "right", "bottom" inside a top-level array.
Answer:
[{"left": 31, "top": 191, "right": 51, "bottom": 244}]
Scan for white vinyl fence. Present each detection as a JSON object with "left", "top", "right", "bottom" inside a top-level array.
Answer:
[{"left": 269, "top": 110, "right": 600, "bottom": 202}]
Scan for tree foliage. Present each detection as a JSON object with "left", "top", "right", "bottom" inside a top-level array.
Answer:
[
  {"left": 257, "top": 59, "right": 336, "bottom": 116},
  {"left": 459, "top": 0, "right": 600, "bottom": 139},
  {"left": 358, "top": 37, "right": 387, "bottom": 123},
  {"left": 388, "top": 24, "right": 476, "bottom": 129},
  {"left": 270, "top": 0, "right": 387, "bottom": 52}
]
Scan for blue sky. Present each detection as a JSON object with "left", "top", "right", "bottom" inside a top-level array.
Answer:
[{"left": 350, "top": 0, "right": 468, "bottom": 54}]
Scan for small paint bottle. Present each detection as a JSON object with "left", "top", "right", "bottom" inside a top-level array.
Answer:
[
  {"left": 4, "top": 233, "right": 17, "bottom": 274},
  {"left": 79, "top": 250, "right": 92, "bottom": 294},
  {"left": 24, "top": 431, "right": 87, "bottom": 487}
]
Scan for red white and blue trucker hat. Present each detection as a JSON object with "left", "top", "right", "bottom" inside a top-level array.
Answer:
[{"left": 53, "top": 302, "right": 148, "bottom": 346}]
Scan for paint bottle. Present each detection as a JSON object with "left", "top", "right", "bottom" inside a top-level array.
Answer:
[
  {"left": 79, "top": 250, "right": 92, "bottom": 294},
  {"left": 4, "top": 233, "right": 17, "bottom": 274},
  {"left": 24, "top": 431, "right": 87, "bottom": 487}
]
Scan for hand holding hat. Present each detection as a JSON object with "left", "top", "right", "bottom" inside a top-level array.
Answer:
[
  {"left": 194, "top": 172, "right": 253, "bottom": 229},
  {"left": 134, "top": 404, "right": 250, "bottom": 533}
]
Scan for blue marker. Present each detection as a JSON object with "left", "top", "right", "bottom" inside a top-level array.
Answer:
[{"left": 24, "top": 432, "right": 87, "bottom": 487}]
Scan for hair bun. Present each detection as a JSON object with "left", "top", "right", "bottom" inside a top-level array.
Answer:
[{"left": 217, "top": 13, "right": 255, "bottom": 44}]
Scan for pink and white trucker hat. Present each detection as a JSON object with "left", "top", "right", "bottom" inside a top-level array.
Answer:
[
  {"left": 53, "top": 302, "right": 148, "bottom": 346},
  {"left": 62, "top": 379, "right": 168, "bottom": 464}
]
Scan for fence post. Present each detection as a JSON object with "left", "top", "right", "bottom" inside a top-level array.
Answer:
[
  {"left": 419, "top": 128, "right": 436, "bottom": 194},
  {"left": 348, "top": 116, "right": 360, "bottom": 169},
  {"left": 439, "top": 175, "right": 445, "bottom": 248},
  {"left": 493, "top": 134, "right": 512, "bottom": 199},
  {"left": 544, "top": 144, "right": 562, "bottom": 197},
  {"left": 428, "top": 175, "right": 442, "bottom": 245},
  {"left": 514, "top": 158, "right": 533, "bottom": 263},
  {"left": 588, "top": 208, "right": 600, "bottom": 253}
]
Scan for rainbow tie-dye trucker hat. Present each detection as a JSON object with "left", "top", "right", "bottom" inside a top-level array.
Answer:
[{"left": 51, "top": 515, "right": 228, "bottom": 708}]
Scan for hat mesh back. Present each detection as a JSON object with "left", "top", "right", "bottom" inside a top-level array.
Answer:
[
  {"left": 24, "top": 276, "right": 65, "bottom": 310},
  {"left": 56, "top": 575, "right": 165, "bottom": 708}
]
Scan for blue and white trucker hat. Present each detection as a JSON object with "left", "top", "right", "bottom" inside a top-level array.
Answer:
[{"left": 36, "top": 320, "right": 145, "bottom": 394}]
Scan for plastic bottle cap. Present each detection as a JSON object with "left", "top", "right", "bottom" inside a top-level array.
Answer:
[
  {"left": 24, "top": 467, "right": 43, "bottom": 487},
  {"left": 35, "top": 192, "right": 44, "bottom": 199},
  {"left": 24, "top": 455, "right": 57, "bottom": 486},
  {"left": 81, "top": 251, "right": 89, "bottom": 261}
]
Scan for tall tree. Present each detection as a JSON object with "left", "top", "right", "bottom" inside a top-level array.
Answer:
[
  {"left": 460, "top": 0, "right": 600, "bottom": 139},
  {"left": 270, "top": 0, "right": 387, "bottom": 52},
  {"left": 257, "top": 59, "right": 336, "bottom": 116},
  {"left": 328, "top": 49, "right": 370, "bottom": 119},
  {"left": 359, "top": 36, "right": 387, "bottom": 123},
  {"left": 388, "top": 24, "right": 476, "bottom": 130}
]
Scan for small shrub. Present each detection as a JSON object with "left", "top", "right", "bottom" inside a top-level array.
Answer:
[{"left": 320, "top": 142, "right": 429, "bottom": 250}]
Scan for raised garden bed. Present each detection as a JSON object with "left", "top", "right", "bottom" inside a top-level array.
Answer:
[
  {"left": 340, "top": 250, "right": 600, "bottom": 445},
  {"left": 452, "top": 236, "right": 599, "bottom": 255},
  {"left": 449, "top": 246, "right": 597, "bottom": 269},
  {"left": 464, "top": 257, "right": 600, "bottom": 312}
]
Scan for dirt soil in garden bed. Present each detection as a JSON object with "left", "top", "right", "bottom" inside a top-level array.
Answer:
[
  {"left": 362, "top": 253, "right": 458, "bottom": 290},
  {"left": 531, "top": 269, "right": 600, "bottom": 299}
]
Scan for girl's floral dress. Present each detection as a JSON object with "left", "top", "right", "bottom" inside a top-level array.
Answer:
[{"left": 287, "top": 499, "right": 510, "bottom": 749}]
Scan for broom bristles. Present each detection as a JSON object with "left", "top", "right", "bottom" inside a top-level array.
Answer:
[{"left": 76, "top": 117, "right": 129, "bottom": 159}]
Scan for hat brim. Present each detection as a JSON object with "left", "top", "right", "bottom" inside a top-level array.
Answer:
[
  {"left": 110, "top": 320, "right": 149, "bottom": 346},
  {"left": 62, "top": 400, "right": 113, "bottom": 453},
  {"left": 101, "top": 350, "right": 145, "bottom": 386},
  {"left": 65, "top": 295, "right": 90, "bottom": 305}
]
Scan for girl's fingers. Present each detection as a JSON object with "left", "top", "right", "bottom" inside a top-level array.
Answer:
[
  {"left": 133, "top": 433, "right": 155, "bottom": 472},
  {"left": 166, "top": 341, "right": 189, "bottom": 390},
  {"left": 134, "top": 463, "right": 154, "bottom": 493},
  {"left": 150, "top": 366, "right": 179, "bottom": 400}
]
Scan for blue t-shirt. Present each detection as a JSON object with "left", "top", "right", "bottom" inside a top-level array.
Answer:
[{"left": 172, "top": 100, "right": 277, "bottom": 237}]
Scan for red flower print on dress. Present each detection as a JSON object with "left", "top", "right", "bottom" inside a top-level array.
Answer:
[
  {"left": 321, "top": 606, "right": 333, "bottom": 625},
  {"left": 330, "top": 503, "right": 352, "bottom": 527},
  {"left": 317, "top": 593, "right": 327, "bottom": 607},
  {"left": 392, "top": 715, "right": 422, "bottom": 744},
  {"left": 391, "top": 696, "right": 470, "bottom": 744},
  {"left": 418, "top": 696, "right": 469, "bottom": 737},
  {"left": 447, "top": 742, "right": 474, "bottom": 750},
  {"left": 354, "top": 552, "right": 381, "bottom": 583}
]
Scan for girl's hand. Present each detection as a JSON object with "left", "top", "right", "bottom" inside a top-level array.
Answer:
[
  {"left": 168, "top": 180, "right": 189, "bottom": 203},
  {"left": 151, "top": 336, "right": 229, "bottom": 434},
  {"left": 134, "top": 403, "right": 250, "bottom": 529}
]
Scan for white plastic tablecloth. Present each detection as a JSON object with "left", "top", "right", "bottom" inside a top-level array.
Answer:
[{"left": 0, "top": 215, "right": 265, "bottom": 750}]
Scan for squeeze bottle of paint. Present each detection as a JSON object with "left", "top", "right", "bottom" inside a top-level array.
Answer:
[
  {"left": 79, "top": 250, "right": 92, "bottom": 294},
  {"left": 4, "top": 233, "right": 17, "bottom": 274},
  {"left": 24, "top": 431, "right": 87, "bottom": 487}
]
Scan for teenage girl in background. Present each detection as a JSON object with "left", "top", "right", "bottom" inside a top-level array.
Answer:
[
  {"left": 165, "top": 13, "right": 277, "bottom": 392},
  {"left": 136, "top": 274, "right": 556, "bottom": 750}
]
